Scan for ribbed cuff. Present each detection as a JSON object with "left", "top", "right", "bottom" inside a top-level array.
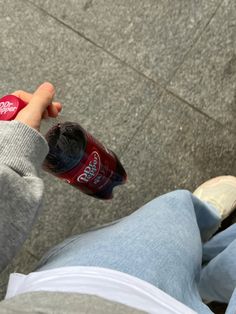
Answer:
[{"left": 0, "top": 121, "right": 49, "bottom": 176}]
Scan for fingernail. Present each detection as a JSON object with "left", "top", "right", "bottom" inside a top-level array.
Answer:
[{"left": 41, "top": 82, "right": 55, "bottom": 93}]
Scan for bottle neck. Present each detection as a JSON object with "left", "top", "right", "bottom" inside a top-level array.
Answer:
[{"left": 39, "top": 114, "right": 67, "bottom": 136}]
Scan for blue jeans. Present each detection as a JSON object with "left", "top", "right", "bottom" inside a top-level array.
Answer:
[{"left": 35, "top": 190, "right": 236, "bottom": 314}]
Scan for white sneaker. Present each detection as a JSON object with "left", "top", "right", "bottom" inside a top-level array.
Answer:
[{"left": 193, "top": 176, "right": 236, "bottom": 221}]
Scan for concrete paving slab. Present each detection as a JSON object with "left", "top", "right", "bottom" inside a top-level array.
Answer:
[
  {"left": 71, "top": 90, "right": 236, "bottom": 235},
  {"left": 120, "top": 91, "right": 236, "bottom": 210},
  {"left": 31, "top": 0, "right": 222, "bottom": 84},
  {"left": 0, "top": 0, "right": 162, "bottom": 154},
  {"left": 168, "top": 0, "right": 236, "bottom": 131},
  {"left": 0, "top": 0, "right": 163, "bottom": 262}
]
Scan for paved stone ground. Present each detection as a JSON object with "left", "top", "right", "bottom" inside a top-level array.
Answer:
[{"left": 0, "top": 0, "right": 236, "bottom": 312}]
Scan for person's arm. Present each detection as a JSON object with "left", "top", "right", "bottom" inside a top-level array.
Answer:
[
  {"left": 0, "top": 82, "right": 62, "bottom": 273},
  {"left": 226, "top": 287, "right": 236, "bottom": 314},
  {"left": 0, "top": 120, "right": 49, "bottom": 272}
]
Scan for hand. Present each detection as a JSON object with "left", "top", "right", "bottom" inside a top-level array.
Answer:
[{"left": 13, "top": 82, "right": 62, "bottom": 132}]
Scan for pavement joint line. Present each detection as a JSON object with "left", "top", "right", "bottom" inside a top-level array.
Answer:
[
  {"left": 25, "top": 249, "right": 40, "bottom": 261},
  {"left": 165, "top": 88, "right": 225, "bottom": 128},
  {"left": 23, "top": 0, "right": 166, "bottom": 89},
  {"left": 22, "top": 0, "right": 234, "bottom": 137},
  {"left": 121, "top": 85, "right": 236, "bottom": 159},
  {"left": 166, "top": 0, "right": 224, "bottom": 85},
  {"left": 165, "top": 87, "right": 236, "bottom": 136}
]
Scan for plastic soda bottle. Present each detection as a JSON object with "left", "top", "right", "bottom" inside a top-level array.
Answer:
[{"left": 0, "top": 94, "right": 127, "bottom": 199}]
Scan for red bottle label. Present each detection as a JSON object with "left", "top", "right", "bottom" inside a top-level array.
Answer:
[
  {"left": 77, "top": 151, "right": 101, "bottom": 184},
  {"left": 0, "top": 100, "right": 17, "bottom": 115},
  {"left": 55, "top": 131, "right": 117, "bottom": 195},
  {"left": 0, "top": 95, "right": 28, "bottom": 121}
]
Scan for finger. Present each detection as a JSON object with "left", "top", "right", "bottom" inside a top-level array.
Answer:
[
  {"left": 47, "top": 104, "right": 59, "bottom": 117},
  {"left": 54, "top": 102, "right": 62, "bottom": 112},
  {"left": 44, "top": 103, "right": 62, "bottom": 118},
  {"left": 11, "top": 90, "right": 62, "bottom": 110},
  {"left": 11, "top": 90, "right": 33, "bottom": 103},
  {"left": 24, "top": 82, "right": 55, "bottom": 115}
]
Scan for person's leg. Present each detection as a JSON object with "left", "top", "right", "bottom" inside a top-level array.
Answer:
[
  {"left": 193, "top": 176, "right": 236, "bottom": 304},
  {"left": 199, "top": 238, "right": 236, "bottom": 304},
  {"left": 36, "top": 189, "right": 220, "bottom": 313},
  {"left": 226, "top": 287, "right": 236, "bottom": 314},
  {"left": 200, "top": 224, "right": 236, "bottom": 304},
  {"left": 202, "top": 223, "right": 236, "bottom": 263}
]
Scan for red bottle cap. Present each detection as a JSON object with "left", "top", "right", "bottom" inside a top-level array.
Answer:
[{"left": 0, "top": 95, "right": 28, "bottom": 121}]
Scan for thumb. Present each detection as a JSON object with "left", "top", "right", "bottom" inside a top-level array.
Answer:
[
  {"left": 14, "top": 82, "right": 56, "bottom": 131},
  {"left": 28, "top": 82, "right": 55, "bottom": 114}
]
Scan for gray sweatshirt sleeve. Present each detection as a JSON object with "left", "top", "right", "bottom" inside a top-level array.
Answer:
[{"left": 0, "top": 120, "right": 49, "bottom": 273}]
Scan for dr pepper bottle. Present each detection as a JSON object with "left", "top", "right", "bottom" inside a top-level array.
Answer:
[{"left": 0, "top": 94, "right": 127, "bottom": 199}]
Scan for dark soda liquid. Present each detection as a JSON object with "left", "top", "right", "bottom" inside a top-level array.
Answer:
[
  {"left": 93, "top": 154, "right": 127, "bottom": 200},
  {"left": 43, "top": 121, "right": 127, "bottom": 199},
  {"left": 43, "top": 122, "right": 86, "bottom": 174}
]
